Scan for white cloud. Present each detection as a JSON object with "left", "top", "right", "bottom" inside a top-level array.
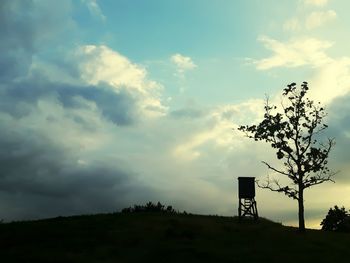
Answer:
[
  {"left": 82, "top": 0, "right": 106, "bottom": 21},
  {"left": 283, "top": 18, "right": 301, "bottom": 31},
  {"left": 253, "top": 36, "right": 332, "bottom": 70},
  {"left": 173, "top": 99, "right": 264, "bottom": 161},
  {"left": 252, "top": 35, "right": 350, "bottom": 104},
  {"left": 283, "top": 10, "right": 336, "bottom": 32},
  {"left": 171, "top": 53, "right": 197, "bottom": 74},
  {"left": 76, "top": 45, "right": 167, "bottom": 119},
  {"left": 305, "top": 10, "right": 336, "bottom": 29},
  {"left": 304, "top": 0, "right": 329, "bottom": 7},
  {"left": 309, "top": 58, "right": 350, "bottom": 103}
]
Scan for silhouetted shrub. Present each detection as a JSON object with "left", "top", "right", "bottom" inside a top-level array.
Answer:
[
  {"left": 321, "top": 205, "right": 350, "bottom": 232},
  {"left": 121, "top": 201, "right": 180, "bottom": 214}
]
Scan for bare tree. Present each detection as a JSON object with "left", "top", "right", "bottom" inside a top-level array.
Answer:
[{"left": 238, "top": 82, "right": 336, "bottom": 231}]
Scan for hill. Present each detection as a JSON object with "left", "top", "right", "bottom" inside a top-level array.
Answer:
[{"left": 1, "top": 212, "right": 350, "bottom": 262}]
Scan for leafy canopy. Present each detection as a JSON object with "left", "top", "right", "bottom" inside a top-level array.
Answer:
[
  {"left": 238, "top": 82, "right": 335, "bottom": 200},
  {"left": 321, "top": 205, "right": 350, "bottom": 232}
]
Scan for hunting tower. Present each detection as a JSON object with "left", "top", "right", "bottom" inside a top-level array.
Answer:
[{"left": 238, "top": 177, "right": 258, "bottom": 220}]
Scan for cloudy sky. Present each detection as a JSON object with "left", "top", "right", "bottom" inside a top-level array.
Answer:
[{"left": 1, "top": 0, "right": 350, "bottom": 228}]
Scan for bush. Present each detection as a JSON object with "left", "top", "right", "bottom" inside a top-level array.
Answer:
[
  {"left": 320, "top": 205, "right": 350, "bottom": 232},
  {"left": 121, "top": 201, "right": 180, "bottom": 214}
]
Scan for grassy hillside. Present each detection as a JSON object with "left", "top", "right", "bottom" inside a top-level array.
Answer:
[{"left": 1, "top": 212, "right": 350, "bottom": 262}]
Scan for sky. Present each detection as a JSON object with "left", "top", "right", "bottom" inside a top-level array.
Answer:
[{"left": 1, "top": 0, "right": 350, "bottom": 229}]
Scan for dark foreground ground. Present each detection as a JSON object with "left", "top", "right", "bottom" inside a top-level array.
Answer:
[{"left": 0, "top": 212, "right": 349, "bottom": 262}]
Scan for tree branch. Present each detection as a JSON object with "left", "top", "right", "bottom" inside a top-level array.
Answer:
[
  {"left": 303, "top": 171, "right": 338, "bottom": 189},
  {"left": 257, "top": 175, "right": 299, "bottom": 200},
  {"left": 261, "top": 161, "right": 290, "bottom": 177}
]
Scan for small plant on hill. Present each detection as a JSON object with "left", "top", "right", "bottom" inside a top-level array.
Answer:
[
  {"left": 321, "top": 205, "right": 350, "bottom": 232},
  {"left": 121, "top": 201, "right": 179, "bottom": 214}
]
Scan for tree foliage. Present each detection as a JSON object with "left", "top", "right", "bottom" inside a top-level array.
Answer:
[
  {"left": 238, "top": 82, "right": 336, "bottom": 231},
  {"left": 321, "top": 205, "right": 350, "bottom": 232}
]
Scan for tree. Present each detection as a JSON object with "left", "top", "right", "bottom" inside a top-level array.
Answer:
[
  {"left": 321, "top": 205, "right": 350, "bottom": 232},
  {"left": 238, "top": 82, "right": 336, "bottom": 232}
]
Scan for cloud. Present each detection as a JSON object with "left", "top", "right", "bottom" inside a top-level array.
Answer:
[
  {"left": 2, "top": 0, "right": 349, "bottom": 230},
  {"left": 171, "top": 53, "right": 197, "bottom": 74},
  {"left": 0, "top": 111, "right": 155, "bottom": 221},
  {"left": 305, "top": 10, "right": 337, "bottom": 29},
  {"left": 0, "top": 0, "right": 74, "bottom": 82},
  {"left": 170, "top": 107, "right": 205, "bottom": 119},
  {"left": 304, "top": 0, "right": 329, "bottom": 7},
  {"left": 0, "top": 0, "right": 168, "bottom": 220},
  {"left": 0, "top": 43, "right": 167, "bottom": 125},
  {"left": 0, "top": 53, "right": 163, "bottom": 220},
  {"left": 283, "top": 18, "right": 301, "bottom": 31},
  {"left": 326, "top": 94, "right": 350, "bottom": 182},
  {"left": 82, "top": 0, "right": 106, "bottom": 21},
  {"left": 75, "top": 45, "right": 167, "bottom": 120},
  {"left": 0, "top": 1, "right": 288, "bottom": 225},
  {"left": 172, "top": 99, "right": 264, "bottom": 161},
  {"left": 253, "top": 36, "right": 332, "bottom": 70},
  {"left": 308, "top": 58, "right": 350, "bottom": 103},
  {"left": 283, "top": 10, "right": 336, "bottom": 31}
]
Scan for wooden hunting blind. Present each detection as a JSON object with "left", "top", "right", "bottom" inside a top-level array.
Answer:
[{"left": 238, "top": 177, "right": 258, "bottom": 220}]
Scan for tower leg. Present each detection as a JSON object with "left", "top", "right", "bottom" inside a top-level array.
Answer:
[
  {"left": 238, "top": 198, "right": 258, "bottom": 220},
  {"left": 238, "top": 198, "right": 242, "bottom": 221},
  {"left": 254, "top": 201, "right": 258, "bottom": 220}
]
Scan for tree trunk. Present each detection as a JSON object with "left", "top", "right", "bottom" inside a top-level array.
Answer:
[{"left": 298, "top": 186, "right": 305, "bottom": 232}]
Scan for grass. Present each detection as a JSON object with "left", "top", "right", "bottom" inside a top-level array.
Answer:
[{"left": 1, "top": 212, "right": 350, "bottom": 262}]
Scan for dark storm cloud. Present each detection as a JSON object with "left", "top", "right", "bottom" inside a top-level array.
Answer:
[
  {"left": 1, "top": 77, "right": 138, "bottom": 125},
  {"left": 0, "top": 14, "right": 32, "bottom": 82},
  {"left": 0, "top": 0, "right": 158, "bottom": 221},
  {"left": 322, "top": 93, "right": 350, "bottom": 182},
  {"left": 0, "top": 84, "right": 154, "bottom": 221},
  {"left": 0, "top": 0, "right": 74, "bottom": 82},
  {"left": 0, "top": 121, "right": 154, "bottom": 221},
  {"left": 56, "top": 83, "right": 137, "bottom": 125}
]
